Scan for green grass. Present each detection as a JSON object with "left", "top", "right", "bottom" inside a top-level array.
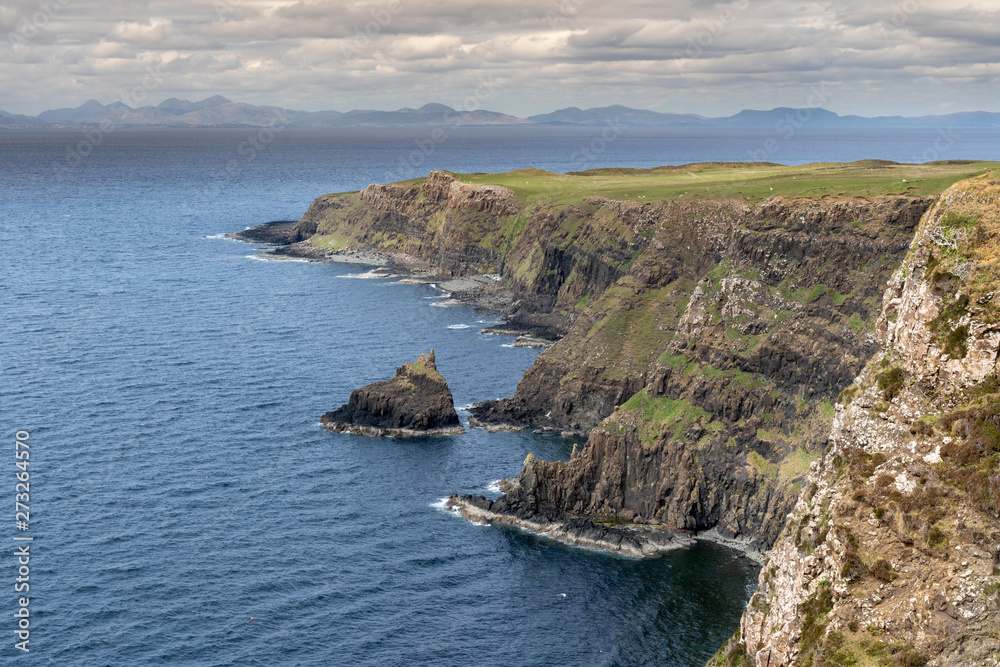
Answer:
[
  {"left": 449, "top": 161, "right": 1000, "bottom": 208},
  {"left": 617, "top": 392, "right": 714, "bottom": 445},
  {"left": 748, "top": 450, "right": 778, "bottom": 477},
  {"left": 780, "top": 449, "right": 820, "bottom": 481}
]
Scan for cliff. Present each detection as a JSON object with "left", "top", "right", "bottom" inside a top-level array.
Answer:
[
  {"left": 713, "top": 174, "right": 1000, "bottom": 666},
  {"left": 249, "top": 161, "right": 1000, "bottom": 664},
  {"left": 320, "top": 351, "right": 464, "bottom": 436}
]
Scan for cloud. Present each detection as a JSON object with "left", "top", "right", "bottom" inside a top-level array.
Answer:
[{"left": 1, "top": 0, "right": 999, "bottom": 117}]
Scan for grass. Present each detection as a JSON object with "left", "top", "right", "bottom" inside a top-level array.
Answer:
[
  {"left": 450, "top": 161, "right": 1000, "bottom": 208},
  {"left": 577, "top": 280, "right": 694, "bottom": 379},
  {"left": 780, "top": 449, "right": 821, "bottom": 481},
  {"left": 403, "top": 353, "right": 445, "bottom": 382},
  {"left": 748, "top": 450, "right": 778, "bottom": 477},
  {"left": 616, "top": 391, "right": 714, "bottom": 445},
  {"left": 921, "top": 173, "right": 1000, "bottom": 326}
]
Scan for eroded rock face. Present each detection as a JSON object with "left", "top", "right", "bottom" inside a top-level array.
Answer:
[
  {"left": 466, "top": 195, "right": 934, "bottom": 558},
  {"left": 320, "top": 351, "right": 463, "bottom": 436},
  {"left": 717, "top": 176, "right": 1000, "bottom": 667},
  {"left": 225, "top": 220, "right": 304, "bottom": 244},
  {"left": 472, "top": 196, "right": 931, "bottom": 434}
]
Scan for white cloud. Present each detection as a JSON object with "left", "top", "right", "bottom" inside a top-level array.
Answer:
[{"left": 1, "top": 0, "right": 999, "bottom": 116}]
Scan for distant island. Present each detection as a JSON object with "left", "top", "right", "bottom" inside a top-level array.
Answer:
[{"left": 3, "top": 96, "right": 1000, "bottom": 130}]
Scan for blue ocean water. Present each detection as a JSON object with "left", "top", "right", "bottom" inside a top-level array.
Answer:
[{"left": 2, "top": 127, "right": 998, "bottom": 665}]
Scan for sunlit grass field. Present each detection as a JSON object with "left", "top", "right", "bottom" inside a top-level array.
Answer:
[{"left": 434, "top": 160, "right": 1000, "bottom": 206}]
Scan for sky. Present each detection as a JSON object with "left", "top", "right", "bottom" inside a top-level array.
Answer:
[{"left": 2, "top": 0, "right": 999, "bottom": 118}]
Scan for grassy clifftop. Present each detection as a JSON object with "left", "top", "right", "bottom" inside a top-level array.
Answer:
[
  {"left": 296, "top": 161, "right": 999, "bottom": 324},
  {"left": 452, "top": 160, "right": 997, "bottom": 205}
]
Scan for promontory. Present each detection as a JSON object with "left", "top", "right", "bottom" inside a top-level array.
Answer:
[{"left": 239, "top": 161, "right": 1000, "bottom": 665}]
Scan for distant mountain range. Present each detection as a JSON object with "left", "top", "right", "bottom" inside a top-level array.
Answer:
[{"left": 2, "top": 97, "right": 999, "bottom": 129}]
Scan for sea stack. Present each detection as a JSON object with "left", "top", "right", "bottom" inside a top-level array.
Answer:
[{"left": 321, "top": 350, "right": 464, "bottom": 436}]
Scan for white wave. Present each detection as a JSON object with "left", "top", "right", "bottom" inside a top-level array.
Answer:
[
  {"left": 501, "top": 343, "right": 516, "bottom": 348},
  {"left": 205, "top": 233, "right": 239, "bottom": 241},
  {"left": 430, "top": 497, "right": 452, "bottom": 511},
  {"left": 456, "top": 403, "right": 475, "bottom": 412},
  {"left": 338, "top": 270, "right": 389, "bottom": 279},
  {"left": 447, "top": 324, "right": 471, "bottom": 330},
  {"left": 430, "top": 497, "right": 488, "bottom": 525},
  {"left": 486, "top": 480, "right": 503, "bottom": 494},
  {"left": 245, "top": 255, "right": 311, "bottom": 263}
]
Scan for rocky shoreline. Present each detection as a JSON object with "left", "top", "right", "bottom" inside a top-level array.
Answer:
[
  {"left": 444, "top": 493, "right": 696, "bottom": 558},
  {"left": 229, "top": 165, "right": 1000, "bottom": 666},
  {"left": 228, "top": 218, "right": 565, "bottom": 344}
]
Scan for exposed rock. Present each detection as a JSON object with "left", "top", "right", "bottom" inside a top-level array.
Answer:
[
  {"left": 232, "top": 165, "right": 1000, "bottom": 665},
  {"left": 444, "top": 453, "right": 696, "bottom": 558},
  {"left": 225, "top": 220, "right": 302, "bottom": 244},
  {"left": 320, "top": 351, "right": 464, "bottom": 436},
  {"left": 465, "top": 195, "right": 933, "bottom": 556},
  {"left": 715, "top": 174, "right": 1000, "bottom": 667}
]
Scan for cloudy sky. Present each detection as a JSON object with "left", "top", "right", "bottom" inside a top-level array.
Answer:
[{"left": 2, "top": 0, "right": 999, "bottom": 117}]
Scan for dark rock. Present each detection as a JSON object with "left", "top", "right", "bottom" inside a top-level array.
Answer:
[
  {"left": 226, "top": 220, "right": 305, "bottom": 245},
  {"left": 320, "top": 351, "right": 464, "bottom": 436}
]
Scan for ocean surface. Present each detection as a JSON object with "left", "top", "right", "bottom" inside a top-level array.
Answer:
[{"left": 2, "top": 126, "right": 999, "bottom": 666}]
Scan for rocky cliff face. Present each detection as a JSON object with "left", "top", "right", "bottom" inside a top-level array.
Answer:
[
  {"left": 286, "top": 170, "right": 655, "bottom": 338},
  {"left": 464, "top": 195, "right": 934, "bottom": 556},
  {"left": 714, "top": 174, "right": 1000, "bottom": 666},
  {"left": 470, "top": 195, "right": 929, "bottom": 436},
  {"left": 321, "top": 351, "right": 463, "bottom": 436},
  {"left": 260, "top": 165, "right": 999, "bottom": 664}
]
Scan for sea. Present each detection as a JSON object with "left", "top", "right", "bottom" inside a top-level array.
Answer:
[{"left": 2, "top": 126, "right": 999, "bottom": 666}]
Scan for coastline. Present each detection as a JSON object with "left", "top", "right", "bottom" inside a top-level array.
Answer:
[
  {"left": 227, "top": 223, "right": 563, "bottom": 339},
  {"left": 445, "top": 493, "right": 767, "bottom": 563},
  {"left": 228, "top": 214, "right": 769, "bottom": 564},
  {"left": 324, "top": 422, "right": 465, "bottom": 437}
]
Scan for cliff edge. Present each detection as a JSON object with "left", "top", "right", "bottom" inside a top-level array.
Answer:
[
  {"left": 235, "top": 161, "right": 1000, "bottom": 664},
  {"left": 713, "top": 173, "right": 1000, "bottom": 666}
]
